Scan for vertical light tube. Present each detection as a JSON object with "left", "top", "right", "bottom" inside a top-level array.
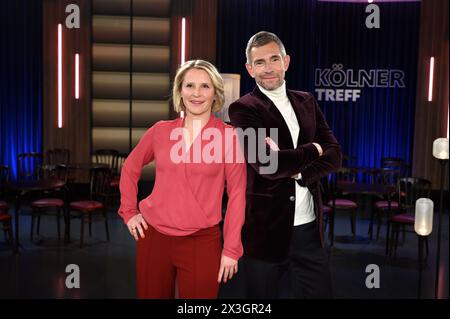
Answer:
[
  {"left": 447, "top": 103, "right": 449, "bottom": 139},
  {"left": 75, "top": 53, "right": 79, "bottom": 99},
  {"left": 181, "top": 17, "right": 186, "bottom": 65},
  {"left": 180, "top": 18, "right": 186, "bottom": 121},
  {"left": 428, "top": 57, "right": 434, "bottom": 102},
  {"left": 58, "top": 24, "right": 63, "bottom": 128}
]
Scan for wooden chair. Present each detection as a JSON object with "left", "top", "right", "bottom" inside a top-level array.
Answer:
[
  {"left": 368, "top": 158, "right": 407, "bottom": 240},
  {"left": 68, "top": 167, "right": 111, "bottom": 247},
  {"left": 319, "top": 175, "right": 333, "bottom": 236},
  {"left": 30, "top": 165, "right": 68, "bottom": 243},
  {"left": 381, "top": 157, "right": 408, "bottom": 182},
  {"left": 322, "top": 204, "right": 333, "bottom": 237},
  {"left": 387, "top": 177, "right": 432, "bottom": 257},
  {"left": 108, "top": 153, "right": 128, "bottom": 208},
  {"left": 369, "top": 168, "right": 402, "bottom": 240},
  {"left": 0, "top": 165, "right": 13, "bottom": 244},
  {"left": 327, "top": 168, "right": 359, "bottom": 245},
  {"left": 47, "top": 148, "right": 70, "bottom": 165},
  {"left": 17, "top": 152, "right": 43, "bottom": 181},
  {"left": 93, "top": 149, "right": 118, "bottom": 169}
]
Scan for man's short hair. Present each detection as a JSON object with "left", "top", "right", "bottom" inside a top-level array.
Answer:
[{"left": 245, "top": 31, "right": 287, "bottom": 64}]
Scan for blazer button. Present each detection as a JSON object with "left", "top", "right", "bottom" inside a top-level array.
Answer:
[{"left": 289, "top": 196, "right": 295, "bottom": 202}]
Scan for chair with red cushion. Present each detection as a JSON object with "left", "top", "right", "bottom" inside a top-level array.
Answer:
[
  {"left": 68, "top": 167, "right": 111, "bottom": 247},
  {"left": 372, "top": 200, "right": 400, "bottom": 240},
  {"left": 327, "top": 198, "right": 359, "bottom": 244},
  {"left": 30, "top": 164, "right": 68, "bottom": 242},
  {"left": 322, "top": 204, "right": 333, "bottom": 234},
  {"left": 0, "top": 202, "right": 13, "bottom": 244},
  {"left": 319, "top": 176, "right": 334, "bottom": 237},
  {"left": 107, "top": 153, "right": 127, "bottom": 208},
  {"left": 0, "top": 165, "right": 13, "bottom": 244},
  {"left": 369, "top": 166, "right": 405, "bottom": 240},
  {"left": 387, "top": 177, "right": 432, "bottom": 256},
  {"left": 326, "top": 169, "right": 359, "bottom": 245}
]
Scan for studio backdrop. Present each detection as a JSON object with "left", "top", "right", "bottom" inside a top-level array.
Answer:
[{"left": 217, "top": 0, "right": 421, "bottom": 170}]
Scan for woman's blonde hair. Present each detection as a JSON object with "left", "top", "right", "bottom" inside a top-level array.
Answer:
[{"left": 172, "top": 59, "right": 225, "bottom": 113}]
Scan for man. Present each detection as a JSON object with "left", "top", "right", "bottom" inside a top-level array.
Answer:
[{"left": 229, "top": 31, "right": 342, "bottom": 298}]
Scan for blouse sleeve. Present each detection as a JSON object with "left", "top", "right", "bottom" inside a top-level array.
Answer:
[
  {"left": 117, "top": 123, "right": 157, "bottom": 224},
  {"left": 221, "top": 128, "right": 247, "bottom": 260}
]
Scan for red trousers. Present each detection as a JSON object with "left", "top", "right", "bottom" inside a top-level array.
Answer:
[{"left": 136, "top": 224, "right": 221, "bottom": 299}]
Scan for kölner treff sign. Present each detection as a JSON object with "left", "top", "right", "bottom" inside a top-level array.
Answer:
[{"left": 314, "top": 64, "right": 406, "bottom": 102}]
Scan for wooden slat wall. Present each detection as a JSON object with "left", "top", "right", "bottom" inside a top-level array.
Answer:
[
  {"left": 91, "top": 0, "right": 172, "bottom": 181},
  {"left": 170, "top": 0, "right": 218, "bottom": 118},
  {"left": 42, "top": 0, "right": 91, "bottom": 165},
  {"left": 42, "top": 0, "right": 219, "bottom": 181}
]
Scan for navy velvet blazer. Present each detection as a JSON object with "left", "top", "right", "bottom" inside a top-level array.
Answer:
[{"left": 229, "top": 86, "right": 342, "bottom": 262}]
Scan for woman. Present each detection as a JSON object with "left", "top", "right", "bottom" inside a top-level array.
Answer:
[{"left": 118, "top": 60, "right": 246, "bottom": 298}]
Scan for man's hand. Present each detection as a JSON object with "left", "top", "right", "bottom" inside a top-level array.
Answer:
[
  {"left": 267, "top": 137, "right": 322, "bottom": 156},
  {"left": 291, "top": 143, "right": 322, "bottom": 179},
  {"left": 313, "top": 142, "right": 323, "bottom": 156},
  {"left": 217, "top": 254, "right": 238, "bottom": 283},
  {"left": 265, "top": 137, "right": 280, "bottom": 151}
]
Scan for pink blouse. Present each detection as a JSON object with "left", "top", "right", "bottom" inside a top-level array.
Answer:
[{"left": 118, "top": 115, "right": 246, "bottom": 260}]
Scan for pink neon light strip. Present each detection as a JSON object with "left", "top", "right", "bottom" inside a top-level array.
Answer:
[
  {"left": 58, "top": 24, "right": 63, "bottom": 128},
  {"left": 75, "top": 53, "right": 79, "bottom": 99},
  {"left": 428, "top": 57, "right": 434, "bottom": 102},
  {"left": 181, "top": 17, "right": 186, "bottom": 64}
]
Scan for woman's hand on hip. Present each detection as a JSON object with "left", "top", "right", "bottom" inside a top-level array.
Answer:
[
  {"left": 126, "top": 213, "right": 148, "bottom": 241},
  {"left": 217, "top": 254, "right": 238, "bottom": 283}
]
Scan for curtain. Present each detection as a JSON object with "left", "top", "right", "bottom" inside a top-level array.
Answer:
[
  {"left": 0, "top": 0, "right": 43, "bottom": 180},
  {"left": 217, "top": 0, "right": 420, "bottom": 171}
]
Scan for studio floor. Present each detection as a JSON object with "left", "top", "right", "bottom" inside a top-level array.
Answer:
[{"left": 0, "top": 201, "right": 448, "bottom": 299}]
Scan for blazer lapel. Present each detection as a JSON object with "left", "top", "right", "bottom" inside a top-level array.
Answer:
[
  {"left": 287, "top": 90, "right": 309, "bottom": 146},
  {"left": 252, "top": 86, "right": 294, "bottom": 149}
]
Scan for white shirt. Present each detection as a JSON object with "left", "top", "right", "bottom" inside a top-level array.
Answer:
[{"left": 258, "top": 82, "right": 316, "bottom": 226}]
